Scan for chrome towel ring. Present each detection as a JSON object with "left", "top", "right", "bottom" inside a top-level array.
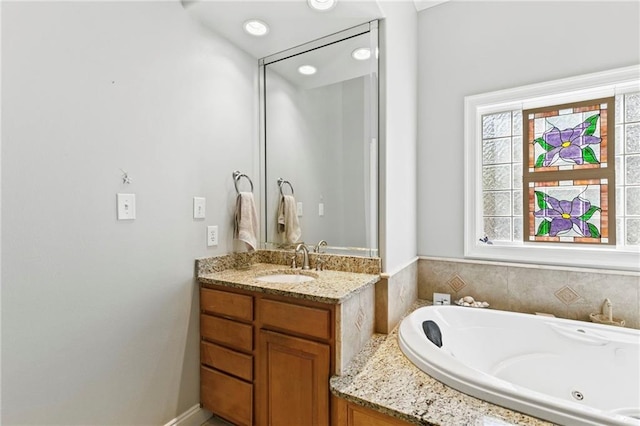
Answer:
[
  {"left": 277, "top": 178, "right": 294, "bottom": 196},
  {"left": 233, "top": 171, "right": 254, "bottom": 194}
]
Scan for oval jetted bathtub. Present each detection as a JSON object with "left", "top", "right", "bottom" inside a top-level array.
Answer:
[{"left": 398, "top": 305, "right": 640, "bottom": 426}]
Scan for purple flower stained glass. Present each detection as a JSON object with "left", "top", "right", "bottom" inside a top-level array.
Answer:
[
  {"left": 533, "top": 191, "right": 601, "bottom": 238},
  {"left": 534, "top": 115, "right": 601, "bottom": 167}
]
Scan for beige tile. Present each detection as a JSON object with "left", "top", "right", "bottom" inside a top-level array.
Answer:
[
  {"left": 387, "top": 261, "right": 418, "bottom": 331},
  {"left": 507, "top": 266, "right": 572, "bottom": 317},
  {"left": 451, "top": 262, "right": 509, "bottom": 310},
  {"left": 338, "top": 285, "right": 375, "bottom": 374},
  {"left": 419, "top": 259, "right": 508, "bottom": 310},
  {"left": 565, "top": 271, "right": 640, "bottom": 328},
  {"left": 418, "top": 258, "right": 457, "bottom": 299},
  {"left": 374, "top": 278, "right": 389, "bottom": 333}
]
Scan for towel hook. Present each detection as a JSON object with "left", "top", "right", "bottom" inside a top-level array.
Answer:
[
  {"left": 233, "top": 171, "right": 254, "bottom": 194},
  {"left": 277, "top": 178, "right": 294, "bottom": 196}
]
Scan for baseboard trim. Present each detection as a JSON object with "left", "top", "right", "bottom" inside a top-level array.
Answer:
[{"left": 163, "top": 404, "right": 212, "bottom": 426}]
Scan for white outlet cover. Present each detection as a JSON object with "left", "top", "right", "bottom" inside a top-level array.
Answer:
[
  {"left": 193, "top": 197, "right": 206, "bottom": 219},
  {"left": 117, "top": 193, "right": 136, "bottom": 220},
  {"left": 433, "top": 292, "right": 451, "bottom": 305},
  {"left": 296, "top": 202, "right": 303, "bottom": 216}
]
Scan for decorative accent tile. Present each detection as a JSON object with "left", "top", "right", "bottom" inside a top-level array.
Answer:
[
  {"left": 447, "top": 274, "right": 467, "bottom": 293},
  {"left": 355, "top": 306, "right": 366, "bottom": 331},
  {"left": 554, "top": 285, "right": 581, "bottom": 305}
]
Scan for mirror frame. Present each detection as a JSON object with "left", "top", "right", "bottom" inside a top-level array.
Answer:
[{"left": 258, "top": 21, "right": 379, "bottom": 256}]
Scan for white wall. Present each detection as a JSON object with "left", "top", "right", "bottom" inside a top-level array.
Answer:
[
  {"left": 417, "top": 1, "right": 640, "bottom": 259},
  {"left": 1, "top": 1, "right": 257, "bottom": 424},
  {"left": 379, "top": 1, "right": 418, "bottom": 273}
]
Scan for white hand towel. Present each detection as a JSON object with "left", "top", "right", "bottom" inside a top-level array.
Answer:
[
  {"left": 277, "top": 195, "right": 301, "bottom": 244},
  {"left": 234, "top": 192, "right": 258, "bottom": 251}
]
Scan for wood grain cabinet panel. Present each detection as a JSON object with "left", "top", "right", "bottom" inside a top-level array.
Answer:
[
  {"left": 200, "top": 314, "right": 253, "bottom": 352},
  {"left": 200, "top": 285, "right": 336, "bottom": 426},
  {"left": 201, "top": 366, "right": 252, "bottom": 426},
  {"left": 201, "top": 287, "right": 253, "bottom": 321},
  {"left": 200, "top": 341, "right": 253, "bottom": 382},
  {"left": 332, "top": 396, "right": 412, "bottom": 426},
  {"left": 260, "top": 298, "right": 331, "bottom": 341},
  {"left": 259, "top": 329, "right": 330, "bottom": 426}
]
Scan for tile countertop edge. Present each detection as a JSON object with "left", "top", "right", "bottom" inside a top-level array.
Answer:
[{"left": 329, "top": 301, "right": 554, "bottom": 426}]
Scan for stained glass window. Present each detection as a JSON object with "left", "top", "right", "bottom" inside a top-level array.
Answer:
[
  {"left": 527, "top": 101, "right": 609, "bottom": 171},
  {"left": 470, "top": 67, "right": 639, "bottom": 269},
  {"left": 522, "top": 98, "right": 615, "bottom": 245},
  {"left": 528, "top": 179, "right": 608, "bottom": 244},
  {"left": 480, "top": 92, "right": 640, "bottom": 248}
]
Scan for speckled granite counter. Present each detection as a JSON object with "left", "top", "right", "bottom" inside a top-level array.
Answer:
[
  {"left": 330, "top": 301, "right": 554, "bottom": 426},
  {"left": 198, "top": 262, "right": 379, "bottom": 304}
]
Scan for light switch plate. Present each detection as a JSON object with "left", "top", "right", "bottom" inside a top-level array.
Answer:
[
  {"left": 296, "top": 202, "right": 303, "bottom": 216},
  {"left": 193, "top": 197, "right": 206, "bottom": 219},
  {"left": 117, "top": 193, "right": 136, "bottom": 220},
  {"left": 207, "top": 225, "right": 218, "bottom": 247}
]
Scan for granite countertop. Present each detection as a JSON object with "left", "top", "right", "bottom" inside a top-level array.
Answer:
[
  {"left": 330, "top": 301, "right": 554, "bottom": 426},
  {"left": 198, "top": 262, "right": 379, "bottom": 304}
]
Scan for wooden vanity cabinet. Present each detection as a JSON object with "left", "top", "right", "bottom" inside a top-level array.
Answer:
[
  {"left": 332, "top": 396, "right": 412, "bottom": 426},
  {"left": 200, "top": 287, "right": 255, "bottom": 425},
  {"left": 200, "top": 285, "right": 335, "bottom": 426}
]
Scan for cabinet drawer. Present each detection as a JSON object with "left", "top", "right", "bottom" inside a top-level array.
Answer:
[
  {"left": 201, "top": 314, "right": 253, "bottom": 352},
  {"left": 201, "top": 341, "right": 253, "bottom": 382},
  {"left": 260, "top": 299, "right": 331, "bottom": 341},
  {"left": 201, "top": 287, "right": 253, "bottom": 321},
  {"left": 201, "top": 366, "right": 252, "bottom": 426}
]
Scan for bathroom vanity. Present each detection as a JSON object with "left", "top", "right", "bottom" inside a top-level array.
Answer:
[
  {"left": 197, "top": 253, "right": 380, "bottom": 426},
  {"left": 200, "top": 285, "right": 334, "bottom": 425}
]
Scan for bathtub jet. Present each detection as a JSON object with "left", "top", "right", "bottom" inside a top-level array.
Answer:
[{"left": 399, "top": 305, "right": 640, "bottom": 426}]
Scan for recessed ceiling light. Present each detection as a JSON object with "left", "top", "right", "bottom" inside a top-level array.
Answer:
[
  {"left": 243, "top": 19, "right": 269, "bottom": 36},
  {"left": 307, "top": 0, "right": 337, "bottom": 12},
  {"left": 298, "top": 65, "right": 317, "bottom": 75},
  {"left": 351, "top": 47, "right": 371, "bottom": 61}
]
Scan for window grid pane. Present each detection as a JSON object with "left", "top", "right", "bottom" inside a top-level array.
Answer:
[{"left": 620, "top": 92, "right": 640, "bottom": 245}]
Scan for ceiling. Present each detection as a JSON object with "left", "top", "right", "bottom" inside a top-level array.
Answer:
[
  {"left": 181, "top": 0, "right": 450, "bottom": 88},
  {"left": 182, "top": 0, "right": 386, "bottom": 60}
]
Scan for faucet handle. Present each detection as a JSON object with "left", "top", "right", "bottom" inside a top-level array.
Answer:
[
  {"left": 290, "top": 255, "right": 297, "bottom": 269},
  {"left": 315, "top": 257, "right": 325, "bottom": 271},
  {"left": 314, "top": 240, "right": 328, "bottom": 253}
]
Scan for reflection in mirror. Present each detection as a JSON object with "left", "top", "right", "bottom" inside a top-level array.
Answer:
[{"left": 260, "top": 22, "right": 378, "bottom": 257}]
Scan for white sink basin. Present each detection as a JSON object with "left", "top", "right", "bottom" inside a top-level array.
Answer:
[{"left": 256, "top": 274, "right": 316, "bottom": 283}]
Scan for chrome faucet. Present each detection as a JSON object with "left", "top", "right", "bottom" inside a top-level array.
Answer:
[
  {"left": 313, "top": 240, "right": 328, "bottom": 253},
  {"left": 295, "top": 243, "right": 310, "bottom": 270}
]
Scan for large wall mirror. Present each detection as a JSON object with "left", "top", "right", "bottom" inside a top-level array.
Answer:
[{"left": 259, "top": 21, "right": 379, "bottom": 257}]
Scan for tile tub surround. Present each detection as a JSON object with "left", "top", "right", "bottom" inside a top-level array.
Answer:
[
  {"left": 330, "top": 301, "right": 553, "bottom": 426},
  {"left": 375, "top": 260, "right": 418, "bottom": 333},
  {"left": 336, "top": 283, "right": 376, "bottom": 374},
  {"left": 418, "top": 257, "right": 640, "bottom": 329}
]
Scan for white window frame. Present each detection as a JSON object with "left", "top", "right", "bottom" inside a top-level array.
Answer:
[{"left": 464, "top": 65, "right": 640, "bottom": 271}]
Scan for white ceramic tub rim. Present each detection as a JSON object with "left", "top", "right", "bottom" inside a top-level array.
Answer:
[{"left": 398, "top": 305, "right": 640, "bottom": 426}]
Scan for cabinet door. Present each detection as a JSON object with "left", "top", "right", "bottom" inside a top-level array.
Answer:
[{"left": 259, "top": 330, "right": 330, "bottom": 426}]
